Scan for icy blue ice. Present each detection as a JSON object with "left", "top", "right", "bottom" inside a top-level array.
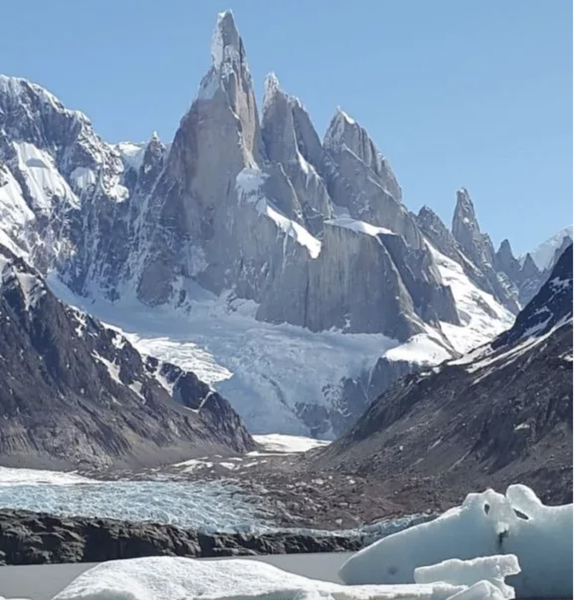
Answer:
[
  {"left": 0, "top": 475, "right": 432, "bottom": 538},
  {"left": 0, "top": 480, "right": 273, "bottom": 533}
]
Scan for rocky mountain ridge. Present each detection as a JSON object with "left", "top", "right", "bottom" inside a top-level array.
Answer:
[
  {"left": 0, "top": 10, "right": 568, "bottom": 436},
  {"left": 0, "top": 243, "right": 255, "bottom": 469},
  {"left": 312, "top": 245, "right": 573, "bottom": 504}
]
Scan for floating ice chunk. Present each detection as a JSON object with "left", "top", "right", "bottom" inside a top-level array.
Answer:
[
  {"left": 52, "top": 555, "right": 475, "bottom": 600},
  {"left": 444, "top": 580, "right": 508, "bottom": 600},
  {"left": 339, "top": 485, "right": 573, "bottom": 599},
  {"left": 414, "top": 555, "right": 520, "bottom": 599}
]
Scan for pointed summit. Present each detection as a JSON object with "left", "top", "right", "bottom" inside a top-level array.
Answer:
[
  {"left": 495, "top": 238, "right": 522, "bottom": 282},
  {"left": 190, "top": 10, "right": 261, "bottom": 166},
  {"left": 324, "top": 107, "right": 402, "bottom": 203},
  {"left": 323, "top": 107, "right": 356, "bottom": 150},
  {"left": 452, "top": 188, "right": 478, "bottom": 235},
  {"left": 452, "top": 188, "right": 497, "bottom": 270},
  {"left": 522, "top": 252, "right": 541, "bottom": 278},
  {"left": 211, "top": 10, "right": 242, "bottom": 69},
  {"left": 262, "top": 72, "right": 283, "bottom": 114}
]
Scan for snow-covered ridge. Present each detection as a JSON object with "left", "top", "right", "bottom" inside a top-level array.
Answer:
[
  {"left": 521, "top": 225, "right": 573, "bottom": 270},
  {"left": 427, "top": 244, "right": 514, "bottom": 354},
  {"left": 325, "top": 215, "right": 395, "bottom": 239}
]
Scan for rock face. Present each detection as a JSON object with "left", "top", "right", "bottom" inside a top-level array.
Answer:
[
  {"left": 0, "top": 509, "right": 362, "bottom": 566},
  {"left": 313, "top": 246, "right": 573, "bottom": 505},
  {"left": 0, "top": 244, "right": 255, "bottom": 469}
]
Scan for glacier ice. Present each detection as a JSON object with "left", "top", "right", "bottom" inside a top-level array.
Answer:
[
  {"left": 0, "top": 479, "right": 272, "bottom": 533},
  {"left": 414, "top": 555, "right": 520, "bottom": 599},
  {"left": 339, "top": 485, "right": 573, "bottom": 599},
  {"left": 0, "top": 465, "right": 431, "bottom": 540},
  {"left": 51, "top": 555, "right": 517, "bottom": 600}
]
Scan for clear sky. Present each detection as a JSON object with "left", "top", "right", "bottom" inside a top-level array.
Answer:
[{"left": 1, "top": 0, "right": 571, "bottom": 255}]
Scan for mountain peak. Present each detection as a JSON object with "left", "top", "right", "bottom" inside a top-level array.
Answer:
[
  {"left": 211, "top": 9, "right": 242, "bottom": 70},
  {"left": 324, "top": 107, "right": 356, "bottom": 149},
  {"left": 336, "top": 106, "right": 356, "bottom": 125},
  {"left": 452, "top": 187, "right": 479, "bottom": 234},
  {"left": 498, "top": 238, "right": 514, "bottom": 257},
  {"left": 262, "top": 71, "right": 282, "bottom": 112},
  {"left": 454, "top": 187, "right": 474, "bottom": 212}
]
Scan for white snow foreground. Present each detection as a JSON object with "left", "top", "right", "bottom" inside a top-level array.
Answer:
[
  {"left": 340, "top": 485, "right": 573, "bottom": 599},
  {"left": 51, "top": 555, "right": 518, "bottom": 600}
]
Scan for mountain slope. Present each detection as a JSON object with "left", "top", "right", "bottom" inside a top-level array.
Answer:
[
  {"left": 0, "top": 244, "right": 255, "bottom": 469},
  {"left": 313, "top": 246, "right": 573, "bottom": 504}
]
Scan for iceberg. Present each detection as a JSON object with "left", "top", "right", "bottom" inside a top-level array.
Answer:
[
  {"left": 51, "top": 554, "right": 518, "bottom": 600},
  {"left": 339, "top": 485, "right": 573, "bottom": 599}
]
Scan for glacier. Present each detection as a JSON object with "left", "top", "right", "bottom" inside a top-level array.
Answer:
[
  {"left": 45, "top": 254, "right": 510, "bottom": 438},
  {"left": 0, "top": 476, "right": 272, "bottom": 534},
  {"left": 0, "top": 464, "right": 430, "bottom": 540}
]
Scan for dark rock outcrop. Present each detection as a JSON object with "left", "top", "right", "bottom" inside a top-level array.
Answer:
[{"left": 0, "top": 509, "right": 362, "bottom": 566}]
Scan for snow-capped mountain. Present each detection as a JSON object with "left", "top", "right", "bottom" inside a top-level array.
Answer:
[
  {"left": 0, "top": 11, "right": 566, "bottom": 437},
  {"left": 520, "top": 225, "right": 573, "bottom": 271},
  {"left": 0, "top": 243, "right": 254, "bottom": 469}
]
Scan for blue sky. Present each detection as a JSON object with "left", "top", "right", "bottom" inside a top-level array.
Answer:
[{"left": 1, "top": 0, "right": 571, "bottom": 255}]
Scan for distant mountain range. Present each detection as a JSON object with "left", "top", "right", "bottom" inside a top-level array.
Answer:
[{"left": 0, "top": 10, "right": 570, "bottom": 437}]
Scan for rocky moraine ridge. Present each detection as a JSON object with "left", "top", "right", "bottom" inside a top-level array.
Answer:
[{"left": 0, "top": 11, "right": 570, "bottom": 435}]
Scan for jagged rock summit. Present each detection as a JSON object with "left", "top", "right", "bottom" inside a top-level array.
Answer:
[{"left": 0, "top": 11, "right": 569, "bottom": 437}]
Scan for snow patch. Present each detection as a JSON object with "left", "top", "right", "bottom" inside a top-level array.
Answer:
[
  {"left": 325, "top": 215, "right": 395, "bottom": 240},
  {"left": 382, "top": 333, "right": 452, "bottom": 365},
  {"left": 236, "top": 168, "right": 322, "bottom": 259},
  {"left": 427, "top": 244, "right": 514, "bottom": 353},
  {"left": 0, "top": 166, "right": 35, "bottom": 235},
  {"left": 115, "top": 141, "right": 146, "bottom": 172},
  {"left": 251, "top": 434, "right": 331, "bottom": 454},
  {"left": 70, "top": 166, "right": 96, "bottom": 189},
  {"left": 13, "top": 141, "right": 79, "bottom": 210},
  {"left": 93, "top": 351, "right": 122, "bottom": 385}
]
